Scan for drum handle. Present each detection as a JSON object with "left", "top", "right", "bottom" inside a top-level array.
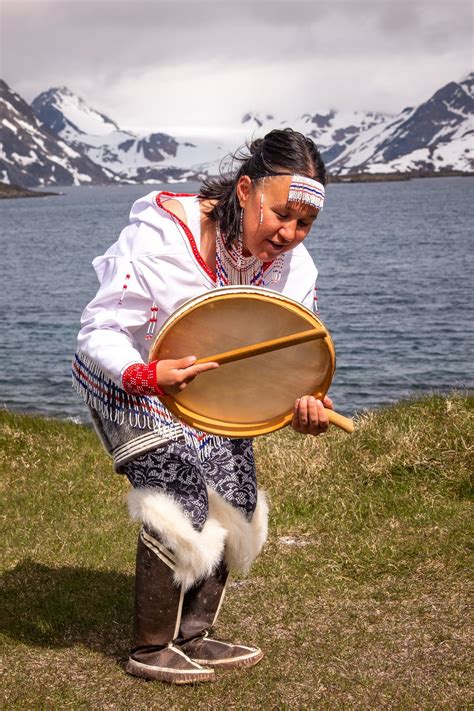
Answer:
[
  {"left": 195, "top": 328, "right": 326, "bottom": 366},
  {"left": 325, "top": 409, "right": 355, "bottom": 434}
]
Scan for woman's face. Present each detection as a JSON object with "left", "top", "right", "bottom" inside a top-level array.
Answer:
[{"left": 237, "top": 175, "right": 320, "bottom": 261}]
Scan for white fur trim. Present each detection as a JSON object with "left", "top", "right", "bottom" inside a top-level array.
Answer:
[
  {"left": 128, "top": 488, "right": 227, "bottom": 591},
  {"left": 207, "top": 488, "right": 269, "bottom": 574}
]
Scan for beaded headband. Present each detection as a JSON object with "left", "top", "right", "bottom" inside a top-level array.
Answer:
[
  {"left": 287, "top": 175, "right": 325, "bottom": 210},
  {"left": 253, "top": 172, "right": 325, "bottom": 211}
]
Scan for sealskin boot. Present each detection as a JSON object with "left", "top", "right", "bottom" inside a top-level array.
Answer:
[
  {"left": 178, "top": 560, "right": 264, "bottom": 669},
  {"left": 125, "top": 528, "right": 215, "bottom": 684}
]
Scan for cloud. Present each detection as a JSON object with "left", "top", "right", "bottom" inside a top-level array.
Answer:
[{"left": 1, "top": 0, "right": 472, "bottom": 132}]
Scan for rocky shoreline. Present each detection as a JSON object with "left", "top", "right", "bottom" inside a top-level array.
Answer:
[
  {"left": 328, "top": 169, "right": 472, "bottom": 183},
  {"left": 0, "top": 182, "right": 60, "bottom": 199},
  {"left": 1, "top": 170, "right": 471, "bottom": 199}
]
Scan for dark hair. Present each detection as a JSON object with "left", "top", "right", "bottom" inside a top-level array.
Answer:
[{"left": 199, "top": 128, "right": 327, "bottom": 245}]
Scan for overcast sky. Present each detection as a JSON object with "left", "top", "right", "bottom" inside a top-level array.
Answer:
[{"left": 1, "top": 0, "right": 472, "bottom": 137}]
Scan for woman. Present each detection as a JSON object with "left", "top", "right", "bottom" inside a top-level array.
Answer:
[{"left": 73, "top": 128, "right": 333, "bottom": 684}]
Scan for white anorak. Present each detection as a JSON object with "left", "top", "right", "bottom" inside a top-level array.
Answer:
[{"left": 77, "top": 191, "right": 318, "bottom": 386}]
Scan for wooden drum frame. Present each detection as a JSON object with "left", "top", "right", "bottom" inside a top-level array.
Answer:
[{"left": 149, "top": 286, "right": 354, "bottom": 436}]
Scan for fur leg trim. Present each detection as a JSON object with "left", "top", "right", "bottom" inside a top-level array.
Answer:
[
  {"left": 207, "top": 488, "right": 269, "bottom": 574},
  {"left": 128, "top": 488, "right": 227, "bottom": 591}
]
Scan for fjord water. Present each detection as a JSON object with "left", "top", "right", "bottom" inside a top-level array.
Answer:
[{"left": 0, "top": 177, "right": 472, "bottom": 422}]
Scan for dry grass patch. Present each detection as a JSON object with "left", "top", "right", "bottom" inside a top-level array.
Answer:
[{"left": 1, "top": 394, "right": 472, "bottom": 709}]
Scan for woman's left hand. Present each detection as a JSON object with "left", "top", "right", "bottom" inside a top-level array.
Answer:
[{"left": 291, "top": 394, "right": 334, "bottom": 436}]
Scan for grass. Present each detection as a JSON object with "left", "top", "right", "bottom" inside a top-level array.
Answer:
[{"left": 1, "top": 394, "right": 472, "bottom": 709}]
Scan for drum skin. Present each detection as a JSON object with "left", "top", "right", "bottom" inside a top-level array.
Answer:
[{"left": 149, "top": 286, "right": 336, "bottom": 437}]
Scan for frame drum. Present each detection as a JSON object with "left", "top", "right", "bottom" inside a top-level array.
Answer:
[{"left": 149, "top": 286, "right": 340, "bottom": 437}]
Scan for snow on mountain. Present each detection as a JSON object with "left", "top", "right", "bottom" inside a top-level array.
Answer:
[
  {"left": 330, "top": 73, "right": 474, "bottom": 174},
  {"left": 32, "top": 86, "right": 120, "bottom": 140},
  {"left": 1, "top": 75, "right": 472, "bottom": 188},
  {"left": 0, "top": 80, "right": 115, "bottom": 187},
  {"left": 30, "top": 86, "right": 394, "bottom": 182},
  {"left": 32, "top": 86, "right": 206, "bottom": 182},
  {"left": 236, "top": 78, "right": 473, "bottom": 176},
  {"left": 241, "top": 112, "right": 277, "bottom": 130},
  {"left": 76, "top": 130, "right": 179, "bottom": 174},
  {"left": 237, "top": 108, "right": 390, "bottom": 162},
  {"left": 78, "top": 129, "right": 208, "bottom": 182}
]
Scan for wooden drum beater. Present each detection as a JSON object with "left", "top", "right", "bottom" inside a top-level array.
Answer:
[{"left": 149, "top": 286, "right": 354, "bottom": 437}]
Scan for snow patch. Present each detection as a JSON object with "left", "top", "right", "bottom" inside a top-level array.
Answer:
[
  {"left": 11, "top": 151, "right": 37, "bottom": 166},
  {"left": 47, "top": 88, "right": 118, "bottom": 136},
  {"left": 2, "top": 118, "right": 18, "bottom": 134},
  {"left": 57, "top": 140, "right": 81, "bottom": 158}
]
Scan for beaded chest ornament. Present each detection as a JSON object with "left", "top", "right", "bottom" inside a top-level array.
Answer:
[{"left": 215, "top": 221, "right": 284, "bottom": 287}]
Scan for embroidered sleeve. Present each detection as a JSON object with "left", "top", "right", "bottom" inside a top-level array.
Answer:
[
  {"left": 77, "top": 207, "right": 175, "bottom": 386},
  {"left": 77, "top": 254, "right": 155, "bottom": 384},
  {"left": 122, "top": 361, "right": 165, "bottom": 397}
]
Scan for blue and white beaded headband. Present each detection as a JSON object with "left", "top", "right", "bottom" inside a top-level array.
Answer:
[
  {"left": 253, "top": 172, "right": 325, "bottom": 211},
  {"left": 287, "top": 175, "right": 325, "bottom": 211}
]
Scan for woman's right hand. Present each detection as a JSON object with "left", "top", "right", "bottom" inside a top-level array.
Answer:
[{"left": 156, "top": 356, "right": 218, "bottom": 395}]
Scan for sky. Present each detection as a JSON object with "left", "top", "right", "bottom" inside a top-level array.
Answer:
[{"left": 1, "top": 0, "right": 473, "bottom": 137}]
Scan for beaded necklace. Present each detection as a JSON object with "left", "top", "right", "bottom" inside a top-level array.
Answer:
[{"left": 215, "top": 223, "right": 285, "bottom": 288}]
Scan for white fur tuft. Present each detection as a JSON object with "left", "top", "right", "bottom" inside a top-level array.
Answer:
[
  {"left": 207, "top": 488, "right": 269, "bottom": 574},
  {"left": 128, "top": 488, "right": 227, "bottom": 591}
]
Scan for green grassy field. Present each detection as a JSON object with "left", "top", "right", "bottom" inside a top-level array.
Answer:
[{"left": 1, "top": 394, "right": 472, "bottom": 709}]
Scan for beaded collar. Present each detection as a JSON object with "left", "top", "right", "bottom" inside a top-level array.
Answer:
[{"left": 215, "top": 224, "right": 284, "bottom": 287}]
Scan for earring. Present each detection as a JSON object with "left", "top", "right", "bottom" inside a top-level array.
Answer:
[
  {"left": 234, "top": 207, "right": 244, "bottom": 267},
  {"left": 260, "top": 178, "right": 265, "bottom": 224}
]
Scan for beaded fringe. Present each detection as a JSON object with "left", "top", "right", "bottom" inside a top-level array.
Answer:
[
  {"left": 288, "top": 176, "right": 325, "bottom": 210},
  {"left": 72, "top": 351, "right": 223, "bottom": 460}
]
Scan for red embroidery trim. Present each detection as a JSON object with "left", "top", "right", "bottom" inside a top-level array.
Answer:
[
  {"left": 122, "top": 361, "right": 165, "bottom": 397},
  {"left": 155, "top": 191, "right": 274, "bottom": 282},
  {"left": 313, "top": 285, "right": 319, "bottom": 314},
  {"left": 156, "top": 191, "right": 216, "bottom": 282},
  {"left": 73, "top": 360, "right": 169, "bottom": 417},
  {"left": 118, "top": 269, "right": 132, "bottom": 305},
  {"left": 145, "top": 303, "right": 159, "bottom": 341}
]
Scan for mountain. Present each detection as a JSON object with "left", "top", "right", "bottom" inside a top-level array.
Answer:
[
  {"left": 0, "top": 76, "right": 472, "bottom": 188},
  {"left": 31, "top": 86, "right": 206, "bottom": 183},
  {"left": 0, "top": 80, "right": 115, "bottom": 187},
  {"left": 32, "top": 86, "right": 120, "bottom": 140},
  {"left": 239, "top": 75, "right": 473, "bottom": 175},
  {"left": 239, "top": 109, "right": 391, "bottom": 167},
  {"left": 327, "top": 73, "right": 474, "bottom": 174}
]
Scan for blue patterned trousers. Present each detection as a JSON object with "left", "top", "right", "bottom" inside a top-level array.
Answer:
[{"left": 122, "top": 438, "right": 257, "bottom": 532}]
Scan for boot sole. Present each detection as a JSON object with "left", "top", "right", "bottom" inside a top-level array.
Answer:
[
  {"left": 190, "top": 649, "right": 265, "bottom": 670},
  {"left": 125, "top": 658, "right": 215, "bottom": 684}
]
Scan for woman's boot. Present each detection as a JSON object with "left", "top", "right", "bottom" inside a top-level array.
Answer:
[
  {"left": 177, "top": 561, "right": 264, "bottom": 669},
  {"left": 125, "top": 528, "right": 215, "bottom": 684}
]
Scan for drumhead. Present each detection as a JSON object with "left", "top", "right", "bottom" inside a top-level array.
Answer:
[{"left": 149, "top": 286, "right": 335, "bottom": 436}]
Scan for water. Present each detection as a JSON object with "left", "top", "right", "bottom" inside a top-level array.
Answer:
[{"left": 1, "top": 178, "right": 473, "bottom": 422}]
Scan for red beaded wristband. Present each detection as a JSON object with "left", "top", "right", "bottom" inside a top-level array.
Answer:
[{"left": 122, "top": 361, "right": 165, "bottom": 397}]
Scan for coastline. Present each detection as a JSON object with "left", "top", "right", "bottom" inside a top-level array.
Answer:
[
  {"left": 328, "top": 169, "right": 473, "bottom": 183},
  {"left": 1, "top": 170, "right": 472, "bottom": 199},
  {"left": 0, "top": 182, "right": 60, "bottom": 199}
]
